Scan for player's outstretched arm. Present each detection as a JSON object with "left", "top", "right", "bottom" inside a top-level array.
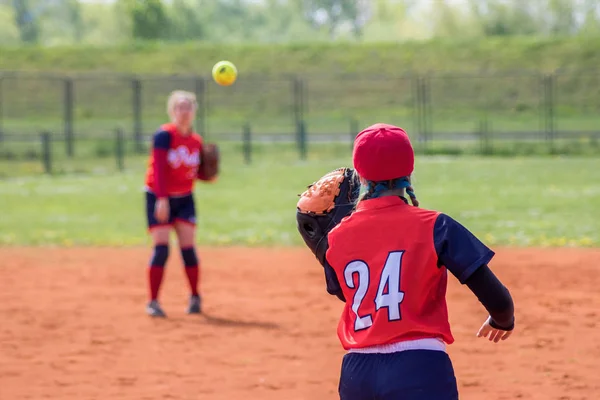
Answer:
[
  {"left": 433, "top": 213, "right": 515, "bottom": 342},
  {"left": 464, "top": 265, "right": 515, "bottom": 342}
]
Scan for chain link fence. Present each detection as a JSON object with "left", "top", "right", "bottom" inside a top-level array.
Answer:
[{"left": 0, "top": 70, "right": 599, "bottom": 177}]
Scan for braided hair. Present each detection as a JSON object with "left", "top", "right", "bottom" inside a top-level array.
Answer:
[{"left": 362, "top": 176, "right": 419, "bottom": 207}]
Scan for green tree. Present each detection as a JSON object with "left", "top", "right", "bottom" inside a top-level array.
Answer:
[
  {"left": 546, "top": 0, "right": 577, "bottom": 35},
  {"left": 469, "top": 0, "right": 540, "bottom": 36},
  {"left": 65, "top": 0, "right": 84, "bottom": 42},
  {"left": 432, "top": 0, "right": 463, "bottom": 37},
  {"left": 167, "top": 0, "right": 203, "bottom": 40},
  {"left": 296, "top": 0, "right": 372, "bottom": 39},
  {"left": 36, "top": 0, "right": 85, "bottom": 44},
  {"left": 12, "top": 0, "right": 40, "bottom": 42},
  {"left": 122, "top": 0, "right": 169, "bottom": 40},
  {"left": 579, "top": 0, "right": 600, "bottom": 35},
  {"left": 0, "top": 3, "right": 19, "bottom": 44}
]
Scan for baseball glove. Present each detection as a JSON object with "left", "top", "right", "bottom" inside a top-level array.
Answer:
[
  {"left": 198, "top": 143, "right": 219, "bottom": 181},
  {"left": 296, "top": 167, "right": 361, "bottom": 265}
]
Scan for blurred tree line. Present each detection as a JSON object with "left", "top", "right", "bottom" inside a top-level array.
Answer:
[{"left": 1, "top": 0, "right": 600, "bottom": 46}]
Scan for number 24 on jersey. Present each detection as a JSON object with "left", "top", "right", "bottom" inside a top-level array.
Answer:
[{"left": 343, "top": 251, "right": 406, "bottom": 332}]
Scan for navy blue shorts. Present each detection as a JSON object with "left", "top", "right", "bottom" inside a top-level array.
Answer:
[
  {"left": 339, "top": 350, "right": 458, "bottom": 400},
  {"left": 146, "top": 191, "right": 196, "bottom": 229}
]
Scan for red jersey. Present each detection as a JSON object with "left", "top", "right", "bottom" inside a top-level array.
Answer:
[
  {"left": 326, "top": 196, "right": 453, "bottom": 350},
  {"left": 145, "top": 123, "right": 203, "bottom": 197}
]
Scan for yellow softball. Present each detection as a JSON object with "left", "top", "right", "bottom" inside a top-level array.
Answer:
[{"left": 212, "top": 60, "right": 238, "bottom": 86}]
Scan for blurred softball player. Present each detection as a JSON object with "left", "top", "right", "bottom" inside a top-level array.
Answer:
[
  {"left": 296, "top": 123, "right": 515, "bottom": 399},
  {"left": 144, "top": 90, "right": 219, "bottom": 318}
]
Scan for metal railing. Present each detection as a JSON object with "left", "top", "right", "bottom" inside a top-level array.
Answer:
[{"left": 0, "top": 69, "right": 599, "bottom": 176}]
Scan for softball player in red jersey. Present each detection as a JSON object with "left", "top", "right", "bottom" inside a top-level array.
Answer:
[
  {"left": 298, "top": 124, "right": 516, "bottom": 400},
  {"left": 143, "top": 90, "right": 215, "bottom": 318}
]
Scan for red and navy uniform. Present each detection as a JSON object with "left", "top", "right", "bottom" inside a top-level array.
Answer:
[
  {"left": 144, "top": 123, "right": 206, "bottom": 229},
  {"left": 144, "top": 123, "right": 210, "bottom": 304},
  {"left": 325, "top": 196, "right": 494, "bottom": 400}
]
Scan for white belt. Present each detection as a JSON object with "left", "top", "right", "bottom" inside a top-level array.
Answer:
[{"left": 347, "top": 338, "right": 446, "bottom": 354}]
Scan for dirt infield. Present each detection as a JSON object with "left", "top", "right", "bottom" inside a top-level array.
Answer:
[{"left": 1, "top": 246, "right": 599, "bottom": 400}]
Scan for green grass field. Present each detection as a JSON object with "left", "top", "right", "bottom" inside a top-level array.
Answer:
[
  {"left": 3, "top": 37, "right": 600, "bottom": 75},
  {"left": 1, "top": 143, "right": 598, "bottom": 248},
  {"left": 2, "top": 37, "right": 599, "bottom": 248},
  {"left": 2, "top": 136, "right": 600, "bottom": 179}
]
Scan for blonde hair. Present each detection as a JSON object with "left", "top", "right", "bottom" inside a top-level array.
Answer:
[
  {"left": 167, "top": 90, "right": 198, "bottom": 119},
  {"left": 352, "top": 169, "right": 369, "bottom": 205},
  {"left": 352, "top": 169, "right": 419, "bottom": 207}
]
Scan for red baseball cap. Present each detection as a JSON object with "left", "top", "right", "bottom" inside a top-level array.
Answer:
[{"left": 352, "top": 123, "right": 414, "bottom": 182}]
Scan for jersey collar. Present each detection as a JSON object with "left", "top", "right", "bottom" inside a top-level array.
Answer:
[{"left": 355, "top": 196, "right": 409, "bottom": 212}]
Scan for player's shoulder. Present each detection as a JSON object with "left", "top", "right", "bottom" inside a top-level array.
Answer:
[
  {"left": 153, "top": 129, "right": 170, "bottom": 138},
  {"left": 327, "top": 213, "right": 354, "bottom": 249},
  {"left": 327, "top": 210, "right": 373, "bottom": 250},
  {"left": 413, "top": 209, "right": 478, "bottom": 244},
  {"left": 327, "top": 220, "right": 343, "bottom": 242},
  {"left": 154, "top": 123, "right": 175, "bottom": 138},
  {"left": 158, "top": 123, "right": 177, "bottom": 134},
  {"left": 329, "top": 210, "right": 358, "bottom": 233},
  {"left": 395, "top": 202, "right": 440, "bottom": 225},
  {"left": 409, "top": 204, "right": 440, "bottom": 217},
  {"left": 153, "top": 124, "right": 174, "bottom": 148},
  {"left": 431, "top": 212, "right": 485, "bottom": 247},
  {"left": 431, "top": 211, "right": 464, "bottom": 229},
  {"left": 191, "top": 132, "right": 203, "bottom": 144}
]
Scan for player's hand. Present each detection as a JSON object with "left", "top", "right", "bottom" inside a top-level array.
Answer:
[
  {"left": 155, "top": 198, "right": 170, "bottom": 223},
  {"left": 477, "top": 316, "right": 513, "bottom": 343}
]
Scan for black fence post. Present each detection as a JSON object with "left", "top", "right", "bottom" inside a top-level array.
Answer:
[
  {"left": 132, "top": 78, "right": 143, "bottom": 153},
  {"left": 115, "top": 127, "right": 124, "bottom": 171},
  {"left": 479, "top": 115, "right": 492, "bottom": 155},
  {"left": 41, "top": 132, "right": 52, "bottom": 174},
  {"left": 195, "top": 77, "right": 207, "bottom": 137},
  {"left": 64, "top": 78, "right": 74, "bottom": 157},
  {"left": 545, "top": 73, "right": 555, "bottom": 153},
  {"left": 297, "top": 120, "right": 307, "bottom": 160},
  {"left": 243, "top": 122, "right": 252, "bottom": 165},
  {"left": 411, "top": 74, "right": 421, "bottom": 146},
  {"left": 0, "top": 75, "right": 3, "bottom": 142},
  {"left": 423, "top": 75, "right": 432, "bottom": 143},
  {"left": 414, "top": 75, "right": 430, "bottom": 150},
  {"left": 292, "top": 77, "right": 305, "bottom": 141},
  {"left": 350, "top": 118, "right": 359, "bottom": 150},
  {"left": 291, "top": 77, "right": 297, "bottom": 131}
]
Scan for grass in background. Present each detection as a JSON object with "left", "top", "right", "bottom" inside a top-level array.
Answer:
[
  {"left": 0, "top": 143, "right": 598, "bottom": 248},
  {"left": 3, "top": 37, "right": 600, "bottom": 75},
  {"left": 2, "top": 37, "right": 600, "bottom": 141},
  {"left": 2, "top": 137, "right": 600, "bottom": 179}
]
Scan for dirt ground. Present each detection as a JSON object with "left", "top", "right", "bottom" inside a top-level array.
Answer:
[{"left": 0, "top": 246, "right": 599, "bottom": 400}]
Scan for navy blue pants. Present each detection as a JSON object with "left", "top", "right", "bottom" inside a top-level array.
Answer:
[
  {"left": 146, "top": 191, "right": 196, "bottom": 229},
  {"left": 339, "top": 350, "right": 459, "bottom": 400}
]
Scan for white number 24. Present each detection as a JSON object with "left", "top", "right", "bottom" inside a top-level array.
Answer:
[{"left": 343, "top": 251, "right": 405, "bottom": 331}]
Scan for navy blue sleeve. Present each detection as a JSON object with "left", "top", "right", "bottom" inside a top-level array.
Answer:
[
  {"left": 153, "top": 130, "right": 171, "bottom": 150},
  {"left": 324, "top": 260, "right": 345, "bottom": 302},
  {"left": 465, "top": 265, "right": 515, "bottom": 330},
  {"left": 434, "top": 213, "right": 495, "bottom": 284}
]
